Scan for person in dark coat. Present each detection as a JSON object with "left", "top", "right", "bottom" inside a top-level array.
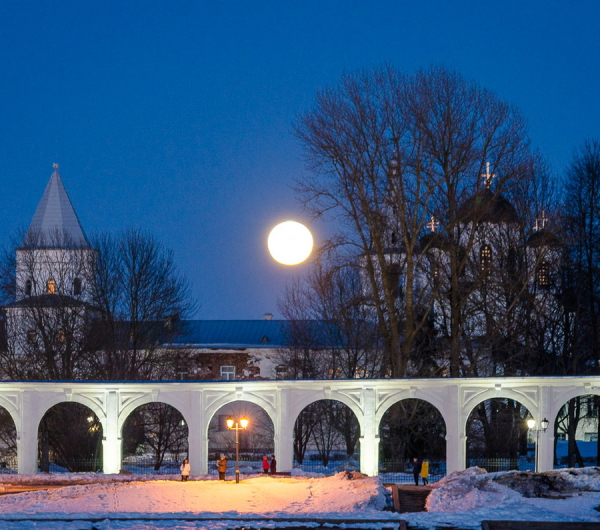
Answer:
[
  {"left": 217, "top": 454, "right": 227, "bottom": 480},
  {"left": 270, "top": 454, "right": 277, "bottom": 474},
  {"left": 412, "top": 457, "right": 421, "bottom": 486}
]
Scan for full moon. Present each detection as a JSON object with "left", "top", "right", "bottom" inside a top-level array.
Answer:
[{"left": 268, "top": 221, "right": 313, "bottom": 265}]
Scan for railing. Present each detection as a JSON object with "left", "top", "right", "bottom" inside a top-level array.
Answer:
[
  {"left": 38, "top": 458, "right": 102, "bottom": 473},
  {"left": 293, "top": 458, "right": 360, "bottom": 476},
  {"left": 467, "top": 457, "right": 534, "bottom": 472},
  {"left": 0, "top": 455, "right": 17, "bottom": 473},
  {"left": 379, "top": 460, "right": 446, "bottom": 484},
  {"left": 121, "top": 455, "right": 185, "bottom": 475}
]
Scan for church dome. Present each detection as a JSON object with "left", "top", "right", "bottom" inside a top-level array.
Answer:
[
  {"left": 526, "top": 228, "right": 561, "bottom": 248},
  {"left": 456, "top": 188, "right": 520, "bottom": 225},
  {"left": 419, "top": 232, "right": 448, "bottom": 252}
]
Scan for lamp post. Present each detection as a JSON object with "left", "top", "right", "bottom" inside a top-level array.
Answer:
[
  {"left": 527, "top": 417, "right": 549, "bottom": 472},
  {"left": 226, "top": 416, "right": 249, "bottom": 483}
]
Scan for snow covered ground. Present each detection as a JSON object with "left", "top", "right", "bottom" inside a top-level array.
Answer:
[{"left": 0, "top": 468, "right": 597, "bottom": 529}]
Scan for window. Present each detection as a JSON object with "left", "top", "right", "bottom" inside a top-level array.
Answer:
[
  {"left": 26, "top": 330, "right": 36, "bottom": 345},
  {"left": 46, "top": 279, "right": 56, "bottom": 294},
  {"left": 536, "top": 261, "right": 550, "bottom": 289},
  {"left": 275, "top": 365, "right": 287, "bottom": 379},
  {"left": 25, "top": 279, "right": 32, "bottom": 296},
  {"left": 480, "top": 245, "right": 492, "bottom": 274},
  {"left": 220, "top": 366, "right": 235, "bottom": 380},
  {"left": 73, "top": 277, "right": 82, "bottom": 295}
]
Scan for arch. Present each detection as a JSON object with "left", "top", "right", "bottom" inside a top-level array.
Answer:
[
  {"left": 292, "top": 398, "right": 360, "bottom": 474},
  {"left": 29, "top": 393, "right": 108, "bottom": 436},
  {"left": 203, "top": 392, "right": 278, "bottom": 432},
  {"left": 286, "top": 390, "right": 365, "bottom": 437},
  {"left": 0, "top": 404, "right": 18, "bottom": 472},
  {"left": 118, "top": 390, "right": 195, "bottom": 437},
  {"left": 465, "top": 396, "right": 533, "bottom": 472},
  {"left": 461, "top": 389, "right": 540, "bottom": 435},
  {"left": 548, "top": 386, "right": 600, "bottom": 428},
  {"left": 378, "top": 397, "right": 447, "bottom": 483},
  {"left": 121, "top": 401, "right": 189, "bottom": 474},
  {"left": 552, "top": 393, "right": 599, "bottom": 469},
  {"left": 206, "top": 400, "right": 274, "bottom": 476},
  {"left": 376, "top": 391, "right": 449, "bottom": 430},
  {"left": 38, "top": 402, "right": 103, "bottom": 472}
]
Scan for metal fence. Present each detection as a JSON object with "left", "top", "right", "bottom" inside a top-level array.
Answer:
[
  {"left": 467, "top": 458, "right": 534, "bottom": 472},
  {"left": 0, "top": 455, "right": 17, "bottom": 474},
  {"left": 121, "top": 455, "right": 185, "bottom": 475},
  {"left": 293, "top": 458, "right": 361, "bottom": 476},
  {"left": 379, "top": 460, "right": 446, "bottom": 484},
  {"left": 38, "top": 458, "right": 102, "bottom": 473}
]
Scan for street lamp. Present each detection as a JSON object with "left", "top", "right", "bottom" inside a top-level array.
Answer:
[
  {"left": 527, "top": 417, "right": 549, "bottom": 472},
  {"left": 226, "top": 416, "right": 249, "bottom": 483}
]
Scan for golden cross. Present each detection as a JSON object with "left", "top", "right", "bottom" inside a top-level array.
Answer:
[
  {"left": 426, "top": 215, "right": 439, "bottom": 233},
  {"left": 534, "top": 211, "right": 548, "bottom": 231},
  {"left": 481, "top": 162, "right": 496, "bottom": 188}
]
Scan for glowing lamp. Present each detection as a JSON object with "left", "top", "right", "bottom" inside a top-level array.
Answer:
[{"left": 240, "top": 417, "right": 249, "bottom": 429}]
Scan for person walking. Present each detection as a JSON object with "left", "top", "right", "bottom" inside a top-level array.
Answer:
[
  {"left": 217, "top": 454, "right": 227, "bottom": 481},
  {"left": 180, "top": 458, "right": 191, "bottom": 481},
  {"left": 420, "top": 459, "right": 429, "bottom": 485},
  {"left": 270, "top": 454, "right": 277, "bottom": 474},
  {"left": 412, "top": 457, "right": 421, "bottom": 486},
  {"left": 262, "top": 455, "right": 270, "bottom": 474}
]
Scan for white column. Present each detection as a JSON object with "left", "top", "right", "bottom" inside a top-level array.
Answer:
[
  {"left": 18, "top": 390, "right": 37, "bottom": 474},
  {"left": 537, "top": 385, "right": 553, "bottom": 472},
  {"left": 445, "top": 385, "right": 463, "bottom": 474},
  {"left": 188, "top": 390, "right": 205, "bottom": 474},
  {"left": 359, "top": 387, "right": 379, "bottom": 476},
  {"left": 102, "top": 390, "right": 121, "bottom": 474},
  {"left": 274, "top": 388, "right": 294, "bottom": 471}
]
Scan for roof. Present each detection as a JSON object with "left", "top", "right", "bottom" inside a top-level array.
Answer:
[
  {"left": 526, "top": 229, "right": 562, "bottom": 248},
  {"left": 170, "top": 320, "right": 292, "bottom": 349},
  {"left": 456, "top": 188, "right": 521, "bottom": 225},
  {"left": 22, "top": 165, "right": 91, "bottom": 249}
]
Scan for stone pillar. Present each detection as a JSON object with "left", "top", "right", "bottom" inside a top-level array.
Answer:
[
  {"left": 17, "top": 390, "right": 37, "bottom": 474},
  {"left": 359, "top": 387, "right": 379, "bottom": 476},
  {"left": 188, "top": 390, "right": 206, "bottom": 474},
  {"left": 445, "top": 385, "right": 463, "bottom": 474},
  {"left": 537, "top": 385, "right": 553, "bottom": 472},
  {"left": 274, "top": 388, "right": 294, "bottom": 471},
  {"left": 102, "top": 390, "right": 121, "bottom": 474}
]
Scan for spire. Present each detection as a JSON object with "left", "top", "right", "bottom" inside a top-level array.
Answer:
[{"left": 22, "top": 164, "right": 91, "bottom": 249}]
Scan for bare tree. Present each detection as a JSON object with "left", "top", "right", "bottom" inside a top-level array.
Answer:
[
  {"left": 295, "top": 65, "right": 544, "bottom": 377},
  {"left": 562, "top": 139, "right": 600, "bottom": 374},
  {"left": 89, "top": 228, "right": 195, "bottom": 380},
  {"left": 278, "top": 263, "right": 385, "bottom": 379},
  {"left": 122, "top": 403, "right": 188, "bottom": 471}
]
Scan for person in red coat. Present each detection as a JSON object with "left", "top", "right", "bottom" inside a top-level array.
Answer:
[{"left": 262, "top": 455, "right": 269, "bottom": 473}]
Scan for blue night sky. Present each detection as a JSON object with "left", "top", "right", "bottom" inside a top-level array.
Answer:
[{"left": 0, "top": 2, "right": 598, "bottom": 319}]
